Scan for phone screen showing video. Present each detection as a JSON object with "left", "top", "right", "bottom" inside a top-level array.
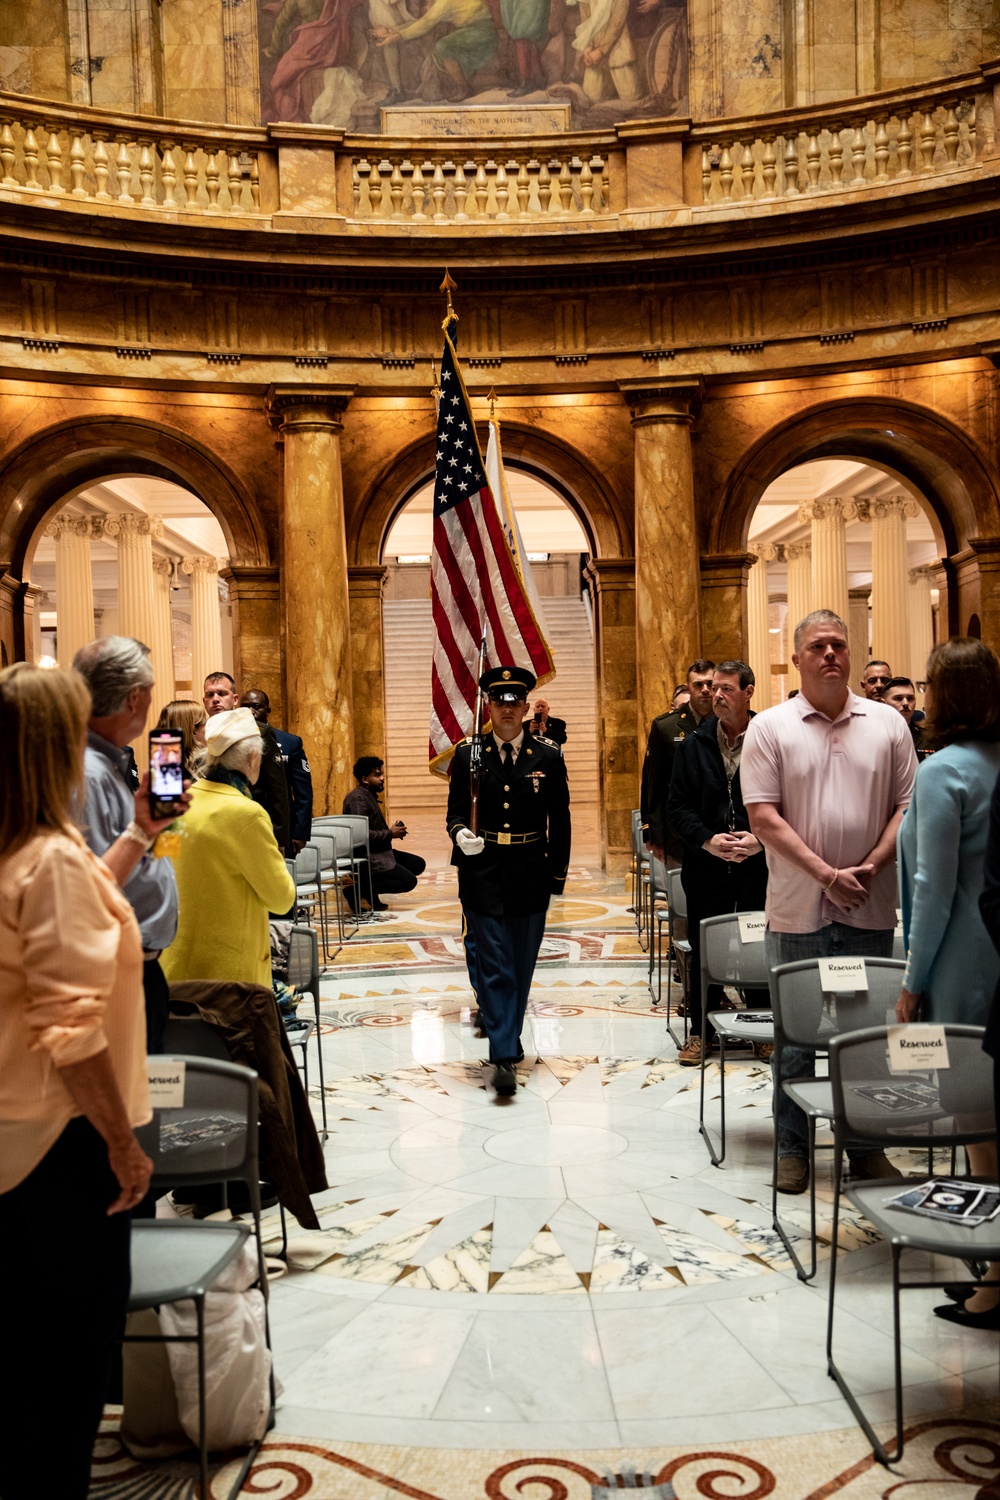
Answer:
[{"left": 149, "top": 733, "right": 183, "bottom": 815}]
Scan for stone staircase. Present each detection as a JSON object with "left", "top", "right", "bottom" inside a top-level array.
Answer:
[{"left": 382, "top": 594, "right": 598, "bottom": 819}]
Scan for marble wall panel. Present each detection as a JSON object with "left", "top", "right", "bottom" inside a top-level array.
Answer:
[
  {"left": 162, "top": 0, "right": 227, "bottom": 123},
  {"left": 0, "top": 0, "right": 68, "bottom": 100}
]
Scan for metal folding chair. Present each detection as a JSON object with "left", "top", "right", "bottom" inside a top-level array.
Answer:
[
  {"left": 631, "top": 810, "right": 650, "bottom": 948},
  {"left": 127, "top": 1056, "right": 271, "bottom": 1500},
  {"left": 309, "top": 828, "right": 356, "bottom": 950},
  {"left": 769, "top": 957, "right": 906, "bottom": 1281},
  {"left": 663, "top": 866, "right": 691, "bottom": 1047},
  {"left": 285, "top": 923, "right": 328, "bottom": 1139},
  {"left": 288, "top": 844, "right": 326, "bottom": 948},
  {"left": 826, "top": 1024, "right": 994, "bottom": 1465},
  {"left": 697, "top": 911, "right": 772, "bottom": 1166}
]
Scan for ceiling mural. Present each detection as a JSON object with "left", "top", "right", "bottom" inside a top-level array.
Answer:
[{"left": 257, "top": 0, "right": 689, "bottom": 131}]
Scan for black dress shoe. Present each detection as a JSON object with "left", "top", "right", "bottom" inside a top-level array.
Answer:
[
  {"left": 943, "top": 1282, "right": 984, "bottom": 1303},
  {"left": 934, "top": 1298, "right": 1000, "bottom": 1329},
  {"left": 493, "top": 1061, "right": 518, "bottom": 1096}
]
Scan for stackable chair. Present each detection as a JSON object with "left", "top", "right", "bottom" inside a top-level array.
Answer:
[
  {"left": 314, "top": 814, "right": 376, "bottom": 920},
  {"left": 826, "top": 1024, "right": 995, "bottom": 1466},
  {"left": 646, "top": 854, "right": 670, "bottom": 1002},
  {"left": 287, "top": 844, "right": 325, "bottom": 947},
  {"left": 285, "top": 922, "right": 328, "bottom": 1138},
  {"left": 769, "top": 957, "right": 906, "bottom": 1281},
  {"left": 663, "top": 866, "right": 691, "bottom": 1047},
  {"left": 697, "top": 911, "right": 772, "bottom": 1166},
  {"left": 127, "top": 1056, "right": 271, "bottom": 1500},
  {"left": 630, "top": 810, "right": 649, "bottom": 946},
  {"left": 308, "top": 826, "right": 357, "bottom": 949}
]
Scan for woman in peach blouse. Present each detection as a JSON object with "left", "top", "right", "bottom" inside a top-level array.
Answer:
[{"left": 0, "top": 663, "right": 185, "bottom": 1500}]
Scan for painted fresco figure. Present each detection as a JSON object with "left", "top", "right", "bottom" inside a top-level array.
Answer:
[
  {"left": 374, "top": 0, "right": 499, "bottom": 99},
  {"left": 263, "top": 0, "right": 368, "bottom": 119},
  {"left": 500, "top": 0, "right": 552, "bottom": 94},
  {"left": 567, "top": 0, "right": 639, "bottom": 101}
]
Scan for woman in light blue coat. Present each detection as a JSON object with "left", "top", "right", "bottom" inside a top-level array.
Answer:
[
  {"left": 897, "top": 638, "right": 1000, "bottom": 1027},
  {"left": 895, "top": 637, "right": 1000, "bottom": 1329}
]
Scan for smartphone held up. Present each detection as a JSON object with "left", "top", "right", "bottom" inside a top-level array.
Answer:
[{"left": 148, "top": 730, "right": 185, "bottom": 820}]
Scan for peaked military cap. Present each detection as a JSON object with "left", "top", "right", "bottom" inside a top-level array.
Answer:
[{"left": 480, "top": 665, "right": 536, "bottom": 702}]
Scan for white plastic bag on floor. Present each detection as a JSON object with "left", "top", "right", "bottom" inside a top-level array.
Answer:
[{"left": 157, "top": 1241, "right": 273, "bottom": 1450}]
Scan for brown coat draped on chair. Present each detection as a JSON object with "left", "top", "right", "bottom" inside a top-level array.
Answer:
[{"left": 168, "top": 980, "right": 327, "bottom": 1230}]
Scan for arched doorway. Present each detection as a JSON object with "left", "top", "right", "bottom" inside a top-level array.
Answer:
[
  {"left": 25, "top": 475, "right": 232, "bottom": 729},
  {"left": 379, "top": 465, "right": 601, "bottom": 867},
  {"left": 745, "top": 457, "right": 943, "bottom": 705}
]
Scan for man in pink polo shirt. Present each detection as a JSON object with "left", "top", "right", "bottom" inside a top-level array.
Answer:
[{"left": 741, "top": 609, "right": 917, "bottom": 1196}]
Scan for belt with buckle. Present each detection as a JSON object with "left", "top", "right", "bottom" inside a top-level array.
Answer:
[{"left": 482, "top": 830, "right": 543, "bottom": 846}]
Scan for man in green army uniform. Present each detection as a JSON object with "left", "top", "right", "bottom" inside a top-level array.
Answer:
[{"left": 640, "top": 659, "right": 714, "bottom": 865}]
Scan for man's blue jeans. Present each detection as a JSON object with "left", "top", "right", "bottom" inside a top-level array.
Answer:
[{"left": 766, "top": 922, "right": 894, "bottom": 1160}]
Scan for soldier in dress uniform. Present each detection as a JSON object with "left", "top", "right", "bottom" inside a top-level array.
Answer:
[{"left": 447, "top": 665, "right": 571, "bottom": 1097}]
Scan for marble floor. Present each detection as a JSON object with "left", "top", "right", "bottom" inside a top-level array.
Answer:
[{"left": 249, "top": 875, "right": 999, "bottom": 1458}]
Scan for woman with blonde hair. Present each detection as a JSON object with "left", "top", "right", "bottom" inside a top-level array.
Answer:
[
  {"left": 154, "top": 697, "right": 207, "bottom": 774},
  {"left": 0, "top": 662, "right": 184, "bottom": 1498},
  {"left": 163, "top": 706, "right": 295, "bottom": 986},
  {"left": 895, "top": 637, "right": 1000, "bottom": 1328}
]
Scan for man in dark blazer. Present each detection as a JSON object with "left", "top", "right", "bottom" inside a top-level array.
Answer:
[
  {"left": 343, "top": 756, "right": 426, "bottom": 911},
  {"left": 641, "top": 659, "right": 715, "bottom": 863},
  {"left": 667, "top": 659, "right": 768, "bottom": 1066},
  {"left": 446, "top": 665, "right": 571, "bottom": 1097}
]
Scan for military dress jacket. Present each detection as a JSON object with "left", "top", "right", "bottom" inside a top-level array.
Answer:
[
  {"left": 641, "top": 703, "right": 699, "bottom": 858},
  {"left": 446, "top": 731, "right": 571, "bottom": 918}
]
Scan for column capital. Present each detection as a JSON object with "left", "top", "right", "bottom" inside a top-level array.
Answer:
[
  {"left": 181, "top": 555, "right": 219, "bottom": 577},
  {"left": 700, "top": 551, "right": 754, "bottom": 581},
  {"left": 785, "top": 539, "right": 812, "bottom": 562},
  {"left": 266, "top": 385, "right": 355, "bottom": 433},
  {"left": 584, "top": 556, "right": 636, "bottom": 591},
  {"left": 152, "top": 555, "right": 173, "bottom": 578},
  {"left": 44, "top": 512, "right": 90, "bottom": 541},
  {"left": 347, "top": 565, "right": 388, "bottom": 600},
  {"left": 748, "top": 541, "right": 778, "bottom": 564},
  {"left": 849, "top": 584, "right": 872, "bottom": 599},
  {"left": 619, "top": 378, "right": 702, "bottom": 426},
  {"left": 101, "top": 512, "right": 155, "bottom": 540},
  {"left": 872, "top": 494, "right": 920, "bottom": 522},
  {"left": 798, "top": 497, "right": 859, "bottom": 526}
]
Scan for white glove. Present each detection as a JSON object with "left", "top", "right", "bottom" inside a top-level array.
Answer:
[{"left": 455, "top": 828, "right": 485, "bottom": 856}]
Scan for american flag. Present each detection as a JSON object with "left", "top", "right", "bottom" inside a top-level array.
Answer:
[{"left": 429, "top": 318, "right": 554, "bottom": 774}]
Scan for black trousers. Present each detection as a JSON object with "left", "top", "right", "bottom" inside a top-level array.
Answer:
[
  {"left": 683, "top": 865, "right": 769, "bottom": 1030},
  {"left": 374, "top": 849, "right": 426, "bottom": 896},
  {"left": 0, "top": 1117, "right": 131, "bottom": 1500},
  {"left": 143, "top": 955, "right": 169, "bottom": 1054}
]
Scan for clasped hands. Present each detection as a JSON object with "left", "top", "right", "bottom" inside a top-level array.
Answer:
[{"left": 702, "top": 831, "right": 761, "bottom": 863}]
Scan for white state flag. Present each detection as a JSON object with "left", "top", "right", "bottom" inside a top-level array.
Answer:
[{"left": 484, "top": 419, "right": 554, "bottom": 682}]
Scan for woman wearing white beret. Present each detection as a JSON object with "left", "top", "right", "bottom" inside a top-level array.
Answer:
[{"left": 163, "top": 708, "right": 295, "bottom": 987}]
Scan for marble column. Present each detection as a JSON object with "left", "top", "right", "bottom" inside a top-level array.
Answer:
[
  {"left": 45, "top": 513, "right": 95, "bottom": 665},
  {"left": 848, "top": 587, "right": 871, "bottom": 681},
  {"left": 784, "top": 539, "right": 812, "bottom": 689},
  {"left": 622, "top": 382, "right": 701, "bottom": 752},
  {"left": 150, "top": 556, "right": 176, "bottom": 722},
  {"left": 800, "top": 498, "right": 855, "bottom": 628},
  {"left": 747, "top": 543, "right": 774, "bottom": 708},
  {"left": 699, "top": 553, "right": 752, "bottom": 667},
  {"left": 349, "top": 565, "right": 388, "bottom": 782},
  {"left": 908, "top": 565, "right": 935, "bottom": 685},
  {"left": 223, "top": 564, "right": 282, "bottom": 714},
  {"left": 105, "top": 512, "right": 156, "bottom": 649},
  {"left": 24, "top": 583, "right": 45, "bottom": 663},
  {"left": 182, "top": 556, "right": 224, "bottom": 706},
  {"left": 268, "top": 388, "right": 355, "bottom": 816},
  {"left": 585, "top": 557, "right": 637, "bottom": 874},
  {"left": 870, "top": 495, "right": 917, "bottom": 677}
]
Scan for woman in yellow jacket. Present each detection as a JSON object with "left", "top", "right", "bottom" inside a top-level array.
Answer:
[{"left": 163, "top": 708, "right": 295, "bottom": 986}]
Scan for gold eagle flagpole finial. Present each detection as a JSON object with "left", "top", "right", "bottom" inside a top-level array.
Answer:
[{"left": 440, "top": 268, "right": 458, "bottom": 322}]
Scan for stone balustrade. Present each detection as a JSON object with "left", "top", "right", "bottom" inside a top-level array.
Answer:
[
  {"left": 692, "top": 73, "right": 992, "bottom": 206},
  {"left": 0, "top": 62, "right": 996, "bottom": 232},
  {"left": 349, "top": 144, "right": 614, "bottom": 222}
]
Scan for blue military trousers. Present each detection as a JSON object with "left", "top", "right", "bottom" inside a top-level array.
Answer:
[{"left": 464, "top": 908, "right": 546, "bottom": 1062}]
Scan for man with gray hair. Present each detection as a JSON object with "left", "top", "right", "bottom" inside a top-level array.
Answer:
[
  {"left": 73, "top": 636, "right": 179, "bottom": 1052},
  {"left": 741, "top": 609, "right": 917, "bottom": 1194}
]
